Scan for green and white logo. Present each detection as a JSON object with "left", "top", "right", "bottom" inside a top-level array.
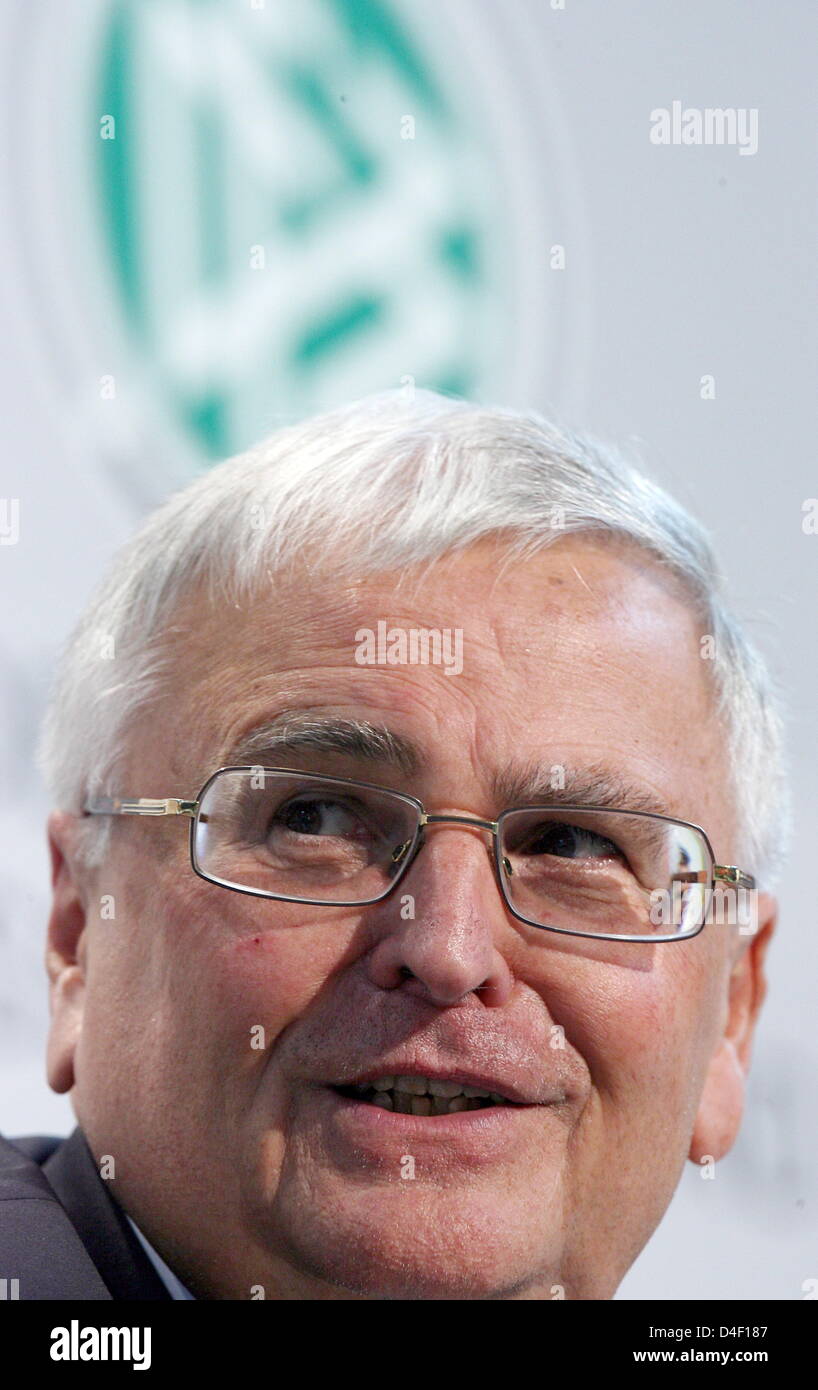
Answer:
[
  {"left": 9, "top": 0, "right": 583, "bottom": 481},
  {"left": 94, "top": 0, "right": 517, "bottom": 459}
]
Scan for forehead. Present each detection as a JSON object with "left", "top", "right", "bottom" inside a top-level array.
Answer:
[
  {"left": 188, "top": 531, "right": 701, "bottom": 672},
  {"left": 142, "top": 534, "right": 729, "bottom": 835}
]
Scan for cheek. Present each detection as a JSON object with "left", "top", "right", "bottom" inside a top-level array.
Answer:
[
  {"left": 548, "top": 942, "right": 721, "bottom": 1106},
  {"left": 206, "top": 914, "right": 363, "bottom": 1051}
]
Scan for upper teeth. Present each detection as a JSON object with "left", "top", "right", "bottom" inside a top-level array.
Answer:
[{"left": 359, "top": 1075, "right": 508, "bottom": 1103}]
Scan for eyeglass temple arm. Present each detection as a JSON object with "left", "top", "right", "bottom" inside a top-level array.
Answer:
[
  {"left": 673, "top": 865, "right": 756, "bottom": 890},
  {"left": 83, "top": 796, "right": 198, "bottom": 818}
]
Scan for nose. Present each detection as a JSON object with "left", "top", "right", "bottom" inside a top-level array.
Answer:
[{"left": 364, "top": 819, "right": 515, "bottom": 1007}]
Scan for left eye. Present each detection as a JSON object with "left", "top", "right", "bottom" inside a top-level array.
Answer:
[{"left": 520, "top": 822, "right": 623, "bottom": 860}]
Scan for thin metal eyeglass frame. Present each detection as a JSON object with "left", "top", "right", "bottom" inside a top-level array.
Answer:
[{"left": 82, "top": 764, "right": 756, "bottom": 944}]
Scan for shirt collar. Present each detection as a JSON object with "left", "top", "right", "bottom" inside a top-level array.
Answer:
[{"left": 126, "top": 1215, "right": 196, "bottom": 1300}]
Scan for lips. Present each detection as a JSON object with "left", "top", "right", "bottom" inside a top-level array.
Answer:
[
  {"left": 321, "top": 1081, "right": 556, "bottom": 1166},
  {"left": 326, "top": 1061, "right": 559, "bottom": 1108},
  {"left": 313, "top": 1062, "right": 567, "bottom": 1168},
  {"left": 334, "top": 1075, "right": 519, "bottom": 1115}
]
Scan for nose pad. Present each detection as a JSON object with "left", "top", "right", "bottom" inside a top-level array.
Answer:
[
  {"left": 501, "top": 855, "right": 513, "bottom": 877},
  {"left": 388, "top": 827, "right": 425, "bottom": 878}
]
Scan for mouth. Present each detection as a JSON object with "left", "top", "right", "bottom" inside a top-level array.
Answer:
[{"left": 331, "top": 1075, "right": 526, "bottom": 1116}]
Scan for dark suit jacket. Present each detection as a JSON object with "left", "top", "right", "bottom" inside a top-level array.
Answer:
[{"left": 0, "top": 1127, "right": 172, "bottom": 1299}]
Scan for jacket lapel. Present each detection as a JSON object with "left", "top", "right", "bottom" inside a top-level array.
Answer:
[{"left": 42, "top": 1127, "right": 172, "bottom": 1301}]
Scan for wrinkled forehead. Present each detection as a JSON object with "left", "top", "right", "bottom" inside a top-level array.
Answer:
[
  {"left": 132, "top": 533, "right": 726, "bottom": 804},
  {"left": 185, "top": 529, "right": 705, "bottom": 657}
]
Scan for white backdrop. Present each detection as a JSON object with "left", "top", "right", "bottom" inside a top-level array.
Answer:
[{"left": 1, "top": 0, "right": 815, "bottom": 1299}]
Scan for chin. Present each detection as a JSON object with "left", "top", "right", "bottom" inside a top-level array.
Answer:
[{"left": 276, "top": 1188, "right": 558, "bottom": 1301}]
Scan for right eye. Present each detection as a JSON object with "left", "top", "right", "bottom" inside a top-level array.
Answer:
[{"left": 272, "top": 797, "right": 364, "bottom": 839}]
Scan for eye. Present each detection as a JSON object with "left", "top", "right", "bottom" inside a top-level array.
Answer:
[
  {"left": 273, "top": 797, "right": 363, "bottom": 838},
  {"left": 520, "top": 821, "right": 624, "bottom": 861}
]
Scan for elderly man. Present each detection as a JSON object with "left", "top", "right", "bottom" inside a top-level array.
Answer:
[{"left": 0, "top": 388, "right": 786, "bottom": 1300}]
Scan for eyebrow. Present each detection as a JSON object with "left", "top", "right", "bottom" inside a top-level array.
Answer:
[
  {"left": 491, "top": 763, "right": 673, "bottom": 818},
  {"left": 222, "top": 713, "right": 673, "bottom": 818},
  {"left": 224, "top": 712, "right": 422, "bottom": 776}
]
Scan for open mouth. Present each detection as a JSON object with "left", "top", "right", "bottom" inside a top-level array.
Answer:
[{"left": 333, "top": 1076, "right": 520, "bottom": 1115}]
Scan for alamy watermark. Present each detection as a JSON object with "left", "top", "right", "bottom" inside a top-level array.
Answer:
[
  {"left": 650, "top": 102, "right": 758, "bottom": 156},
  {"left": 649, "top": 883, "right": 758, "bottom": 934},
  {"left": 354, "top": 621, "right": 463, "bottom": 676}
]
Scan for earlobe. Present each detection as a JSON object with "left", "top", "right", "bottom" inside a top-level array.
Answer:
[
  {"left": 44, "top": 811, "right": 88, "bottom": 1095},
  {"left": 688, "top": 1037, "right": 745, "bottom": 1165},
  {"left": 688, "top": 898, "right": 777, "bottom": 1167}
]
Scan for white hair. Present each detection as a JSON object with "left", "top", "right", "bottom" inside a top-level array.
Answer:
[{"left": 36, "top": 387, "right": 790, "bottom": 889}]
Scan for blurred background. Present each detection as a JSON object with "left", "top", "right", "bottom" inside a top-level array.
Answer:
[{"left": 0, "top": 0, "right": 815, "bottom": 1299}]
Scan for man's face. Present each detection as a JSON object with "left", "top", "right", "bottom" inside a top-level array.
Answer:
[{"left": 46, "top": 534, "right": 774, "bottom": 1299}]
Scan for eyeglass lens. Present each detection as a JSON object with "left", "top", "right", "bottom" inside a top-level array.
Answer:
[{"left": 192, "top": 769, "right": 712, "bottom": 938}]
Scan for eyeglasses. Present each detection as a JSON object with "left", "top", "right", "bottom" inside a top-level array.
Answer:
[{"left": 82, "top": 766, "right": 755, "bottom": 944}]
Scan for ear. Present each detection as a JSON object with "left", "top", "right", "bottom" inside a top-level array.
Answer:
[
  {"left": 688, "top": 892, "right": 777, "bottom": 1165},
  {"left": 45, "top": 810, "right": 90, "bottom": 1095}
]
